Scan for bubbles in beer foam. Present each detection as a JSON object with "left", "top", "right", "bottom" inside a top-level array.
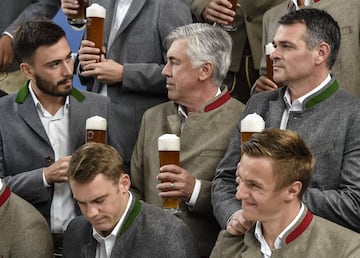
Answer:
[
  {"left": 241, "top": 113, "right": 265, "bottom": 132},
  {"left": 158, "top": 134, "right": 180, "bottom": 151},
  {"left": 86, "top": 116, "right": 107, "bottom": 130},
  {"left": 86, "top": 3, "right": 106, "bottom": 18},
  {"left": 265, "top": 42, "right": 275, "bottom": 56}
]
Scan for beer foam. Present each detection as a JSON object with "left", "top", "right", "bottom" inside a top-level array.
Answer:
[
  {"left": 241, "top": 113, "right": 265, "bottom": 132},
  {"left": 158, "top": 134, "right": 180, "bottom": 151},
  {"left": 265, "top": 42, "right": 275, "bottom": 56},
  {"left": 86, "top": 116, "right": 107, "bottom": 130},
  {"left": 86, "top": 3, "right": 106, "bottom": 18}
]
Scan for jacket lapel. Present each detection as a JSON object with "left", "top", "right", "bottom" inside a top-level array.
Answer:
[
  {"left": 106, "top": 0, "right": 146, "bottom": 51},
  {"left": 83, "top": 240, "right": 97, "bottom": 258},
  {"left": 68, "top": 96, "right": 86, "bottom": 152},
  {"left": 17, "top": 93, "right": 51, "bottom": 145}
]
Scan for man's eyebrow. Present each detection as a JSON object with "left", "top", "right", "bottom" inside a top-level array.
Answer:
[
  {"left": 74, "top": 193, "right": 108, "bottom": 204},
  {"left": 45, "top": 51, "right": 73, "bottom": 65}
]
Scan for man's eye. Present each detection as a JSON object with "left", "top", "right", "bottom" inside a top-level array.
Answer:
[
  {"left": 49, "top": 61, "right": 60, "bottom": 68},
  {"left": 95, "top": 198, "right": 104, "bottom": 204}
]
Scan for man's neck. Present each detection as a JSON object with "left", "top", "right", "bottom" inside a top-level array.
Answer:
[
  {"left": 261, "top": 202, "right": 302, "bottom": 250},
  {"left": 287, "top": 70, "right": 329, "bottom": 102},
  {"left": 31, "top": 86, "right": 66, "bottom": 115},
  {"left": 182, "top": 85, "right": 219, "bottom": 113}
]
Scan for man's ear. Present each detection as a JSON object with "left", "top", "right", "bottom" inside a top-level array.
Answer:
[
  {"left": 19, "top": 63, "right": 34, "bottom": 80},
  {"left": 119, "top": 173, "right": 131, "bottom": 193},
  {"left": 285, "top": 181, "right": 302, "bottom": 201},
  {"left": 314, "top": 42, "right": 330, "bottom": 66},
  {"left": 198, "top": 61, "right": 213, "bottom": 81}
]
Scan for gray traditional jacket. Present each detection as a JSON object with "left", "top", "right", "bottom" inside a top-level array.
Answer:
[
  {"left": 213, "top": 77, "right": 360, "bottom": 233},
  {"left": 0, "top": 82, "right": 122, "bottom": 222},
  {"left": 63, "top": 198, "right": 200, "bottom": 258}
]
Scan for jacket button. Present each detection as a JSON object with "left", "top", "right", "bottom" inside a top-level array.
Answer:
[
  {"left": 45, "top": 156, "right": 53, "bottom": 165},
  {"left": 246, "top": 16, "right": 253, "bottom": 22}
]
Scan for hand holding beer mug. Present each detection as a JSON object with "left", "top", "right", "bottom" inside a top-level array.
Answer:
[
  {"left": 86, "top": 116, "right": 107, "bottom": 144},
  {"left": 241, "top": 113, "right": 265, "bottom": 143},
  {"left": 221, "top": 0, "right": 238, "bottom": 32},
  {"left": 86, "top": 3, "right": 106, "bottom": 52},
  {"left": 158, "top": 134, "right": 180, "bottom": 214},
  {"left": 66, "top": 0, "right": 88, "bottom": 29}
]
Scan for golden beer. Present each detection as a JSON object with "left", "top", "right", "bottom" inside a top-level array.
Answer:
[
  {"left": 240, "top": 113, "right": 265, "bottom": 144},
  {"left": 86, "top": 4, "right": 106, "bottom": 51},
  {"left": 241, "top": 132, "right": 256, "bottom": 144},
  {"left": 158, "top": 134, "right": 180, "bottom": 213},
  {"left": 85, "top": 116, "right": 107, "bottom": 144},
  {"left": 159, "top": 150, "right": 180, "bottom": 210},
  {"left": 265, "top": 43, "right": 275, "bottom": 82},
  {"left": 86, "top": 129, "right": 106, "bottom": 144}
]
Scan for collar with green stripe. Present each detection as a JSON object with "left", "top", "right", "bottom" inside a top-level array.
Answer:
[
  {"left": 303, "top": 79, "right": 339, "bottom": 109},
  {"left": 15, "top": 81, "right": 86, "bottom": 104},
  {"left": 117, "top": 198, "right": 142, "bottom": 238}
]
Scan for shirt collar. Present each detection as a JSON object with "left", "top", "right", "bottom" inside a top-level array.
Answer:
[
  {"left": 283, "top": 74, "right": 331, "bottom": 112},
  {"left": 28, "top": 81, "right": 70, "bottom": 111},
  {"left": 0, "top": 179, "right": 11, "bottom": 207},
  {"left": 92, "top": 191, "right": 133, "bottom": 242},
  {"left": 254, "top": 203, "right": 305, "bottom": 255},
  {"left": 177, "top": 87, "right": 222, "bottom": 118}
]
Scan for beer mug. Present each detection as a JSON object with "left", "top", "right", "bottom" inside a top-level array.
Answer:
[
  {"left": 67, "top": 0, "right": 88, "bottom": 29},
  {"left": 221, "top": 0, "right": 238, "bottom": 31},
  {"left": 241, "top": 113, "right": 265, "bottom": 143},
  {"left": 86, "top": 3, "right": 106, "bottom": 51},
  {"left": 265, "top": 42, "right": 275, "bottom": 82},
  {"left": 158, "top": 134, "right": 180, "bottom": 214},
  {"left": 86, "top": 116, "right": 107, "bottom": 144}
]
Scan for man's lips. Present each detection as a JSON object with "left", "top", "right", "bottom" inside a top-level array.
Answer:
[{"left": 242, "top": 200, "right": 256, "bottom": 207}]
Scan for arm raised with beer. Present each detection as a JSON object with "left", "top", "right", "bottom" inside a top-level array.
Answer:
[
  {"left": 61, "top": 0, "right": 88, "bottom": 19},
  {"left": 156, "top": 165, "right": 196, "bottom": 203},
  {"left": 253, "top": 75, "right": 278, "bottom": 93},
  {"left": 200, "top": 0, "right": 239, "bottom": 25},
  {"left": 78, "top": 40, "right": 124, "bottom": 85}
]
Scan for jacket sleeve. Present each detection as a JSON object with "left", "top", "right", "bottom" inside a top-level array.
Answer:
[
  {"left": 211, "top": 123, "right": 242, "bottom": 229},
  {"left": 6, "top": 0, "right": 60, "bottom": 35}
]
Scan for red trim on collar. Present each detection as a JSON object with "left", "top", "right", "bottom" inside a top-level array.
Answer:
[
  {"left": 314, "top": 0, "right": 320, "bottom": 2},
  {"left": 285, "top": 210, "right": 313, "bottom": 244},
  {"left": 204, "top": 91, "right": 231, "bottom": 112},
  {"left": 0, "top": 186, "right": 11, "bottom": 207}
]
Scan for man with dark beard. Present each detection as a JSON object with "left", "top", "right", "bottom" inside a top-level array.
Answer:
[{"left": 0, "top": 19, "right": 122, "bottom": 257}]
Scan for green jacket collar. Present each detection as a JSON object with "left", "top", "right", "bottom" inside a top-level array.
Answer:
[
  {"left": 15, "top": 80, "right": 85, "bottom": 104},
  {"left": 303, "top": 78, "right": 339, "bottom": 109},
  {"left": 118, "top": 198, "right": 142, "bottom": 238}
]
